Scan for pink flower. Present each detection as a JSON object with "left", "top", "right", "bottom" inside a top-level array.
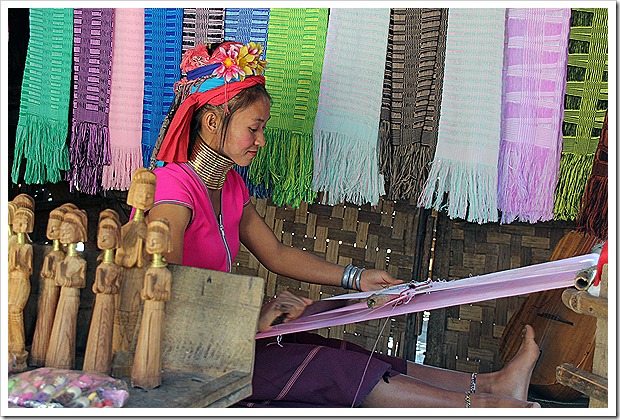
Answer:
[
  {"left": 180, "top": 43, "right": 210, "bottom": 73},
  {"left": 212, "top": 44, "right": 244, "bottom": 82}
]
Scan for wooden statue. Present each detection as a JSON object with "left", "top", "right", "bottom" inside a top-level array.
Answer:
[
  {"left": 112, "top": 168, "right": 157, "bottom": 376},
  {"left": 8, "top": 201, "right": 16, "bottom": 239},
  {"left": 45, "top": 210, "right": 88, "bottom": 370},
  {"left": 83, "top": 210, "right": 122, "bottom": 375},
  {"left": 8, "top": 207, "right": 35, "bottom": 372},
  {"left": 30, "top": 207, "right": 69, "bottom": 366},
  {"left": 131, "top": 218, "right": 172, "bottom": 389}
]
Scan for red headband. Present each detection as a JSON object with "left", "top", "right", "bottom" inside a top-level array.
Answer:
[{"left": 156, "top": 75, "right": 266, "bottom": 163}]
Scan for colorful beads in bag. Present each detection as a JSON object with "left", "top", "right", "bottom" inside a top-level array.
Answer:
[{"left": 8, "top": 368, "right": 129, "bottom": 408}]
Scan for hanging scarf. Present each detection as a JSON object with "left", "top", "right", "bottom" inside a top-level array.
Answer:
[
  {"left": 182, "top": 8, "right": 225, "bottom": 56},
  {"left": 101, "top": 8, "right": 144, "bottom": 191},
  {"left": 182, "top": 8, "right": 197, "bottom": 55},
  {"left": 66, "top": 8, "right": 115, "bottom": 195},
  {"left": 379, "top": 8, "right": 448, "bottom": 201},
  {"left": 497, "top": 9, "right": 571, "bottom": 224},
  {"left": 575, "top": 111, "right": 608, "bottom": 240},
  {"left": 11, "top": 8, "right": 73, "bottom": 185},
  {"left": 418, "top": 9, "right": 506, "bottom": 224},
  {"left": 141, "top": 8, "right": 184, "bottom": 167},
  {"left": 250, "top": 8, "right": 329, "bottom": 207},
  {"left": 553, "top": 8, "right": 608, "bottom": 220},
  {"left": 224, "top": 8, "right": 272, "bottom": 198},
  {"left": 312, "top": 8, "right": 391, "bottom": 206}
]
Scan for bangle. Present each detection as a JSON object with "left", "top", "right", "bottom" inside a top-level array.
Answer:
[
  {"left": 341, "top": 264, "right": 364, "bottom": 291},
  {"left": 470, "top": 372, "right": 477, "bottom": 394},
  {"left": 465, "top": 392, "right": 471, "bottom": 408}
]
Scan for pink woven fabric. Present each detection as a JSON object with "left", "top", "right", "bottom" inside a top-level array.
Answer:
[
  {"left": 498, "top": 9, "right": 571, "bottom": 223},
  {"left": 102, "top": 8, "right": 144, "bottom": 191}
]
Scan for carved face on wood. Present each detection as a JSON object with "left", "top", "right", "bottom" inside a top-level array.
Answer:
[
  {"left": 127, "top": 168, "right": 157, "bottom": 211},
  {"left": 46, "top": 208, "right": 67, "bottom": 240},
  {"left": 60, "top": 211, "right": 88, "bottom": 245},
  {"left": 98, "top": 217, "right": 121, "bottom": 250},
  {"left": 13, "top": 208, "right": 34, "bottom": 234},
  {"left": 146, "top": 219, "right": 172, "bottom": 255}
]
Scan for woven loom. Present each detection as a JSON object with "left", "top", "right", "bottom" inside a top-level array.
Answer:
[
  {"left": 425, "top": 213, "right": 575, "bottom": 373},
  {"left": 233, "top": 196, "right": 433, "bottom": 357},
  {"left": 554, "top": 8, "right": 608, "bottom": 220}
]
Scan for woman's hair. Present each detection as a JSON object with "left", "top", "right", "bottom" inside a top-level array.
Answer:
[{"left": 188, "top": 82, "right": 272, "bottom": 154}]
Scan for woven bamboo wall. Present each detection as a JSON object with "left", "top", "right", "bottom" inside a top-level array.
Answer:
[
  {"left": 232, "top": 196, "right": 434, "bottom": 359},
  {"left": 425, "top": 212, "right": 576, "bottom": 373}
]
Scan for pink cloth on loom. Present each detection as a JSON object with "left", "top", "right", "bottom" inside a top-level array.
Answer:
[
  {"left": 102, "top": 8, "right": 145, "bottom": 191},
  {"left": 498, "top": 9, "right": 571, "bottom": 223},
  {"left": 152, "top": 163, "right": 250, "bottom": 272}
]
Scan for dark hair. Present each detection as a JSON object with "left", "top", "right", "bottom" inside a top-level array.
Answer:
[{"left": 188, "top": 83, "right": 271, "bottom": 154}]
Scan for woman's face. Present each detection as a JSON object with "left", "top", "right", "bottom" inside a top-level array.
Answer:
[{"left": 219, "top": 98, "right": 271, "bottom": 167}]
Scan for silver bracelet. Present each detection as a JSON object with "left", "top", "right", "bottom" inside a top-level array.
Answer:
[
  {"left": 470, "top": 372, "right": 477, "bottom": 394},
  {"left": 341, "top": 264, "right": 364, "bottom": 291}
]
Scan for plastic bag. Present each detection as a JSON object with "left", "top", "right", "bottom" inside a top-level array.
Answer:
[{"left": 8, "top": 367, "right": 129, "bottom": 408}]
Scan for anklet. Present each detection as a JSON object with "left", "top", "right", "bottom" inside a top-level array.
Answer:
[
  {"left": 465, "top": 392, "right": 471, "bottom": 408},
  {"left": 470, "top": 372, "right": 477, "bottom": 394}
]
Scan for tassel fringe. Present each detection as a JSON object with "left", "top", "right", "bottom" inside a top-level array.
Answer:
[
  {"left": 387, "top": 143, "right": 434, "bottom": 202},
  {"left": 312, "top": 130, "right": 385, "bottom": 207},
  {"left": 250, "top": 127, "right": 316, "bottom": 207},
  {"left": 11, "top": 114, "right": 70, "bottom": 185},
  {"left": 418, "top": 159, "right": 498, "bottom": 224},
  {"left": 101, "top": 145, "right": 143, "bottom": 191},
  {"left": 497, "top": 141, "right": 560, "bottom": 224},
  {"left": 553, "top": 153, "right": 595, "bottom": 221},
  {"left": 67, "top": 121, "right": 111, "bottom": 194}
]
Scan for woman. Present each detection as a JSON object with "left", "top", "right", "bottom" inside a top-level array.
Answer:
[{"left": 147, "top": 41, "right": 541, "bottom": 408}]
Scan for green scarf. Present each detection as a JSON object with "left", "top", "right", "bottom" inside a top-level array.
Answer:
[
  {"left": 249, "top": 8, "right": 328, "bottom": 207},
  {"left": 554, "top": 8, "right": 608, "bottom": 220},
  {"left": 11, "top": 8, "right": 74, "bottom": 185}
]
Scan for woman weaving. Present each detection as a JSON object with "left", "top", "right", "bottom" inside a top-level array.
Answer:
[{"left": 147, "top": 41, "right": 541, "bottom": 408}]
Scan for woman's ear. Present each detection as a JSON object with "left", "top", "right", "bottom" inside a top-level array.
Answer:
[{"left": 201, "top": 111, "right": 220, "bottom": 133}]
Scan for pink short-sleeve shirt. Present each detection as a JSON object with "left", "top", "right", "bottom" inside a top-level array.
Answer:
[{"left": 152, "top": 162, "right": 250, "bottom": 272}]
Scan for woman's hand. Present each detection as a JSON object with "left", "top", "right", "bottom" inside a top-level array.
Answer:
[
  {"left": 360, "top": 269, "right": 404, "bottom": 292},
  {"left": 258, "top": 291, "right": 313, "bottom": 332}
]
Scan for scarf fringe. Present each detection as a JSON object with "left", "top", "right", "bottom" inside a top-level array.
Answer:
[
  {"left": 312, "top": 130, "right": 385, "bottom": 207},
  {"left": 575, "top": 175, "right": 608, "bottom": 240},
  {"left": 498, "top": 141, "right": 560, "bottom": 224},
  {"left": 66, "top": 121, "right": 111, "bottom": 194},
  {"left": 378, "top": 119, "right": 393, "bottom": 189},
  {"left": 418, "top": 159, "right": 498, "bottom": 224},
  {"left": 387, "top": 143, "right": 434, "bottom": 202},
  {"left": 250, "top": 127, "right": 316, "bottom": 208},
  {"left": 234, "top": 165, "right": 271, "bottom": 199},
  {"left": 553, "top": 153, "right": 594, "bottom": 221},
  {"left": 11, "top": 114, "right": 70, "bottom": 185},
  {"left": 101, "top": 145, "right": 143, "bottom": 191}
]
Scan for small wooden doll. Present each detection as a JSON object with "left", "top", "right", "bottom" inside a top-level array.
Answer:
[
  {"left": 12, "top": 194, "right": 35, "bottom": 244},
  {"left": 112, "top": 168, "right": 157, "bottom": 376},
  {"left": 131, "top": 218, "right": 172, "bottom": 389},
  {"left": 30, "top": 206, "right": 69, "bottom": 366},
  {"left": 8, "top": 201, "right": 16, "bottom": 239},
  {"left": 45, "top": 210, "right": 88, "bottom": 370},
  {"left": 8, "top": 207, "right": 35, "bottom": 372},
  {"left": 83, "top": 210, "right": 122, "bottom": 375}
]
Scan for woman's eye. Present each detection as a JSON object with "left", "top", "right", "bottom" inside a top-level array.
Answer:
[{"left": 249, "top": 127, "right": 257, "bottom": 133}]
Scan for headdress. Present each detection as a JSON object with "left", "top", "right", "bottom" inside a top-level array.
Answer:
[{"left": 153, "top": 41, "right": 267, "bottom": 165}]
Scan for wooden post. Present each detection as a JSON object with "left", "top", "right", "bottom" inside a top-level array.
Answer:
[
  {"left": 8, "top": 206, "right": 34, "bottom": 372},
  {"left": 131, "top": 218, "right": 172, "bottom": 389},
  {"left": 30, "top": 207, "right": 69, "bottom": 366},
  {"left": 83, "top": 210, "right": 122, "bottom": 375},
  {"left": 112, "top": 168, "right": 157, "bottom": 376},
  {"left": 590, "top": 264, "right": 608, "bottom": 408},
  {"left": 45, "top": 210, "right": 88, "bottom": 370}
]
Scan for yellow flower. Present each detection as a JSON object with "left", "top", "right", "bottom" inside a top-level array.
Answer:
[{"left": 237, "top": 45, "right": 256, "bottom": 81}]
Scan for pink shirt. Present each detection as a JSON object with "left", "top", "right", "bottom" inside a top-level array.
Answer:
[{"left": 152, "top": 162, "right": 250, "bottom": 272}]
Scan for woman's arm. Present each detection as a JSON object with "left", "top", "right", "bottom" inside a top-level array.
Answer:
[
  {"left": 239, "top": 203, "right": 403, "bottom": 292},
  {"left": 146, "top": 203, "right": 191, "bottom": 265}
]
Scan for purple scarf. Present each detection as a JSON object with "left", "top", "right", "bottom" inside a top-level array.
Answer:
[
  {"left": 497, "top": 9, "right": 571, "bottom": 223},
  {"left": 67, "top": 8, "right": 115, "bottom": 194}
]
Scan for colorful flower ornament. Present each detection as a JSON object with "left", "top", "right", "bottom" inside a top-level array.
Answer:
[{"left": 179, "top": 41, "right": 267, "bottom": 82}]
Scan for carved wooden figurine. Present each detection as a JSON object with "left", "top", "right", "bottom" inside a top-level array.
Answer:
[
  {"left": 45, "top": 210, "right": 88, "bottom": 370},
  {"left": 112, "top": 168, "right": 157, "bottom": 376},
  {"left": 131, "top": 218, "right": 172, "bottom": 389},
  {"left": 30, "top": 207, "right": 69, "bottom": 366},
  {"left": 83, "top": 211, "right": 122, "bottom": 375},
  {"left": 8, "top": 207, "right": 35, "bottom": 372},
  {"left": 12, "top": 194, "right": 35, "bottom": 244},
  {"left": 8, "top": 201, "right": 16, "bottom": 237}
]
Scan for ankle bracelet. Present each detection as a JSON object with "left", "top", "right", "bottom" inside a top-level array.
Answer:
[
  {"left": 465, "top": 392, "right": 471, "bottom": 408},
  {"left": 470, "top": 372, "right": 477, "bottom": 394}
]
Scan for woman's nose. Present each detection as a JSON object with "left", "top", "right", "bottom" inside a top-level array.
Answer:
[{"left": 255, "top": 131, "right": 266, "bottom": 147}]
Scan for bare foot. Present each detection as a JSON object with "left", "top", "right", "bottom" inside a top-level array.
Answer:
[
  {"left": 490, "top": 324, "right": 540, "bottom": 401},
  {"left": 471, "top": 393, "right": 541, "bottom": 408}
]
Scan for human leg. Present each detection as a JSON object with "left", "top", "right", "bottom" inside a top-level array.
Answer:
[{"left": 404, "top": 325, "right": 539, "bottom": 401}]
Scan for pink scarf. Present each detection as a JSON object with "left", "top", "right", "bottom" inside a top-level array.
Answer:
[{"left": 102, "top": 8, "right": 145, "bottom": 191}]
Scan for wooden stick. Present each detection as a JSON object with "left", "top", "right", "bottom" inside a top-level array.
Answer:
[{"left": 556, "top": 363, "right": 607, "bottom": 402}]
